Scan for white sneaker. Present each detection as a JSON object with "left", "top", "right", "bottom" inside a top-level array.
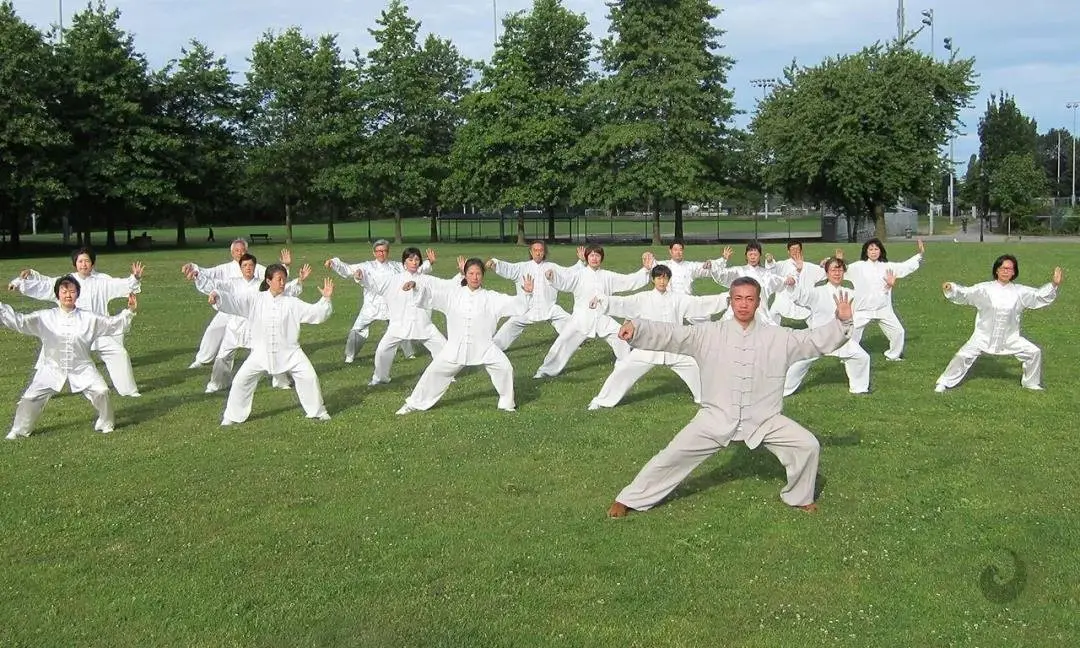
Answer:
[
  {"left": 344, "top": 356, "right": 354, "bottom": 364},
  {"left": 205, "top": 384, "right": 220, "bottom": 394},
  {"left": 885, "top": 356, "right": 904, "bottom": 362},
  {"left": 533, "top": 372, "right": 547, "bottom": 379},
  {"left": 221, "top": 419, "right": 238, "bottom": 426},
  {"left": 934, "top": 384, "right": 946, "bottom": 393},
  {"left": 1024, "top": 385, "right": 1044, "bottom": 391},
  {"left": 275, "top": 384, "right": 292, "bottom": 390},
  {"left": 498, "top": 406, "right": 517, "bottom": 413},
  {"left": 5, "top": 430, "right": 28, "bottom": 440},
  {"left": 587, "top": 403, "right": 601, "bottom": 411},
  {"left": 396, "top": 405, "right": 416, "bottom": 415},
  {"left": 98, "top": 427, "right": 113, "bottom": 435},
  {"left": 124, "top": 392, "right": 142, "bottom": 398},
  {"left": 405, "top": 355, "right": 417, "bottom": 360},
  {"left": 368, "top": 378, "right": 389, "bottom": 387},
  {"left": 313, "top": 413, "right": 331, "bottom": 421},
  {"left": 187, "top": 361, "right": 202, "bottom": 369}
]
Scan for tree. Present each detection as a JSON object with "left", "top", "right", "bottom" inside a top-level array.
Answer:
[
  {"left": 752, "top": 40, "right": 977, "bottom": 241},
  {"left": 445, "top": 0, "right": 590, "bottom": 244},
  {"left": 243, "top": 27, "right": 327, "bottom": 246},
  {"left": 576, "top": 0, "right": 735, "bottom": 244},
  {"left": 156, "top": 40, "right": 241, "bottom": 246},
  {"left": 0, "top": 1, "right": 68, "bottom": 247},
  {"left": 54, "top": 1, "right": 180, "bottom": 247},
  {"left": 989, "top": 153, "right": 1046, "bottom": 234},
  {"left": 958, "top": 153, "right": 980, "bottom": 212},
  {"left": 977, "top": 93, "right": 1038, "bottom": 214},
  {"left": 303, "top": 34, "right": 354, "bottom": 243},
  {"left": 1036, "top": 128, "right": 1072, "bottom": 200}
]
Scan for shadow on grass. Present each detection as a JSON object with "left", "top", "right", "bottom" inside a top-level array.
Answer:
[
  {"left": 669, "top": 445, "right": 785, "bottom": 505},
  {"left": 131, "top": 346, "right": 192, "bottom": 368}
]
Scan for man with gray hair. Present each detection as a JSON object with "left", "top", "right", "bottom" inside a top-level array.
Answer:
[{"left": 325, "top": 240, "right": 437, "bottom": 363}]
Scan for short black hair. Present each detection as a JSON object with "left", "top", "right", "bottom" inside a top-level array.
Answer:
[
  {"left": 402, "top": 247, "right": 422, "bottom": 263},
  {"left": 239, "top": 253, "right": 257, "bottom": 266},
  {"left": 651, "top": 264, "right": 672, "bottom": 280},
  {"left": 529, "top": 241, "right": 548, "bottom": 260},
  {"left": 992, "top": 254, "right": 1020, "bottom": 281},
  {"left": 786, "top": 240, "right": 802, "bottom": 251},
  {"left": 53, "top": 274, "right": 81, "bottom": 299},
  {"left": 860, "top": 238, "right": 888, "bottom": 262},
  {"left": 669, "top": 239, "right": 685, "bottom": 250},
  {"left": 745, "top": 241, "right": 762, "bottom": 254},
  {"left": 584, "top": 245, "right": 605, "bottom": 262},
  {"left": 825, "top": 257, "right": 847, "bottom": 272},
  {"left": 259, "top": 263, "right": 289, "bottom": 291},
  {"left": 71, "top": 247, "right": 96, "bottom": 267},
  {"left": 730, "top": 276, "right": 762, "bottom": 297}
]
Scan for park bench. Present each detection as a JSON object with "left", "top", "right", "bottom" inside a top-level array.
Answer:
[{"left": 249, "top": 233, "right": 272, "bottom": 244}]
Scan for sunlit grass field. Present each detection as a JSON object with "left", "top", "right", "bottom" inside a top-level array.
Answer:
[{"left": 0, "top": 238, "right": 1077, "bottom": 646}]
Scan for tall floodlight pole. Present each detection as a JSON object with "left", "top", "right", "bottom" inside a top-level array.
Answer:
[
  {"left": 492, "top": 1, "right": 498, "bottom": 46},
  {"left": 921, "top": 9, "right": 935, "bottom": 234},
  {"left": 898, "top": 0, "right": 905, "bottom": 41},
  {"left": 944, "top": 36, "right": 955, "bottom": 224},
  {"left": 59, "top": 0, "right": 64, "bottom": 44},
  {"left": 1068, "top": 102, "right": 1080, "bottom": 208},
  {"left": 751, "top": 78, "right": 778, "bottom": 223}
]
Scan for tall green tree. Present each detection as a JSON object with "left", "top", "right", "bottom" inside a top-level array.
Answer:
[
  {"left": 156, "top": 40, "right": 241, "bottom": 246},
  {"left": 360, "top": 1, "right": 469, "bottom": 243},
  {"left": 446, "top": 0, "right": 590, "bottom": 244},
  {"left": 304, "top": 34, "right": 354, "bottom": 243},
  {"left": 989, "top": 153, "right": 1046, "bottom": 234},
  {"left": 54, "top": 1, "right": 180, "bottom": 247},
  {"left": 752, "top": 40, "right": 977, "bottom": 241},
  {"left": 0, "top": 1, "right": 68, "bottom": 246},
  {"left": 576, "top": 0, "right": 735, "bottom": 244},
  {"left": 243, "top": 27, "right": 326, "bottom": 246},
  {"left": 976, "top": 93, "right": 1038, "bottom": 214}
]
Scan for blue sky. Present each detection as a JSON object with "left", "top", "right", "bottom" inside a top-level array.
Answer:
[{"left": 14, "top": 0, "right": 1080, "bottom": 175}]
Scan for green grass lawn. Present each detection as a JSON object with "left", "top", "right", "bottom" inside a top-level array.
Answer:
[{"left": 1, "top": 240, "right": 1077, "bottom": 646}]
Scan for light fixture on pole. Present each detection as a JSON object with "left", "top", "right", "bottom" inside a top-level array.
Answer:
[
  {"left": 921, "top": 9, "right": 934, "bottom": 57},
  {"left": 751, "top": 78, "right": 778, "bottom": 222},
  {"left": 897, "top": 0, "right": 905, "bottom": 41},
  {"left": 1068, "top": 101, "right": 1079, "bottom": 208}
]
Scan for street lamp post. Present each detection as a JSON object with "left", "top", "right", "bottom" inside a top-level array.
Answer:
[
  {"left": 750, "top": 77, "right": 778, "bottom": 225},
  {"left": 1068, "top": 101, "right": 1079, "bottom": 208},
  {"left": 921, "top": 9, "right": 935, "bottom": 235},
  {"left": 944, "top": 36, "right": 954, "bottom": 224},
  {"left": 492, "top": 1, "right": 498, "bottom": 46}
]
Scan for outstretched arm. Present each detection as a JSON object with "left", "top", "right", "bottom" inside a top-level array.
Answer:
[
  {"left": 0, "top": 303, "right": 46, "bottom": 337},
  {"left": 621, "top": 319, "right": 705, "bottom": 356},
  {"left": 786, "top": 292, "right": 854, "bottom": 363},
  {"left": 8, "top": 270, "right": 57, "bottom": 302}
]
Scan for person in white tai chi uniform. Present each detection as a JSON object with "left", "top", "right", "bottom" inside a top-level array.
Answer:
[
  {"left": 325, "top": 240, "right": 436, "bottom": 363},
  {"left": 769, "top": 240, "right": 827, "bottom": 322},
  {"left": 607, "top": 276, "right": 854, "bottom": 518},
  {"left": 181, "top": 239, "right": 290, "bottom": 368},
  {"left": 210, "top": 264, "right": 334, "bottom": 425},
  {"left": 354, "top": 247, "right": 447, "bottom": 386},
  {"left": 1, "top": 275, "right": 138, "bottom": 439},
  {"left": 934, "top": 255, "right": 1062, "bottom": 393},
  {"left": 586, "top": 264, "right": 730, "bottom": 410},
  {"left": 487, "top": 241, "right": 580, "bottom": 351},
  {"left": 710, "top": 241, "right": 787, "bottom": 325},
  {"left": 533, "top": 246, "right": 654, "bottom": 379},
  {"left": 9, "top": 247, "right": 144, "bottom": 397},
  {"left": 782, "top": 256, "right": 871, "bottom": 396},
  {"left": 837, "top": 237, "right": 924, "bottom": 361},
  {"left": 659, "top": 240, "right": 715, "bottom": 324},
  {"left": 396, "top": 258, "right": 534, "bottom": 415},
  {"left": 188, "top": 253, "right": 310, "bottom": 393}
]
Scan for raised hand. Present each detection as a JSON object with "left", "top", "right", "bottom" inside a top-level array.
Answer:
[
  {"left": 457, "top": 255, "right": 466, "bottom": 273},
  {"left": 208, "top": 291, "right": 219, "bottom": 306},
  {"left": 181, "top": 263, "right": 194, "bottom": 276},
  {"left": 764, "top": 253, "right": 776, "bottom": 264},
  {"left": 721, "top": 246, "right": 733, "bottom": 260},
  {"left": 324, "top": 258, "right": 334, "bottom": 269},
  {"left": 589, "top": 296, "right": 600, "bottom": 309},
  {"left": 917, "top": 238, "right": 926, "bottom": 255},
  {"left": 618, "top": 320, "right": 636, "bottom": 341},
  {"left": 127, "top": 293, "right": 138, "bottom": 311},
  {"left": 642, "top": 252, "right": 655, "bottom": 269},
  {"left": 702, "top": 260, "right": 713, "bottom": 270},
  {"left": 402, "top": 280, "right": 416, "bottom": 291},
  {"left": 942, "top": 282, "right": 953, "bottom": 293},
  {"left": 522, "top": 274, "right": 534, "bottom": 293},
  {"left": 833, "top": 290, "right": 853, "bottom": 322},
  {"left": 1053, "top": 266, "right": 1063, "bottom": 286},
  {"left": 185, "top": 268, "right": 199, "bottom": 282},
  {"left": 884, "top": 269, "right": 896, "bottom": 289},
  {"left": 784, "top": 275, "right": 796, "bottom": 287},
  {"left": 298, "top": 264, "right": 312, "bottom": 282},
  {"left": 426, "top": 248, "right": 437, "bottom": 263},
  {"left": 576, "top": 246, "right": 586, "bottom": 261},
  {"left": 319, "top": 277, "right": 334, "bottom": 299},
  {"left": 131, "top": 261, "right": 145, "bottom": 279},
  {"left": 353, "top": 268, "right": 365, "bottom": 282},
  {"left": 790, "top": 246, "right": 804, "bottom": 270},
  {"left": 834, "top": 248, "right": 844, "bottom": 260},
  {"left": 545, "top": 269, "right": 555, "bottom": 281},
  {"left": 19, "top": 268, "right": 32, "bottom": 280},
  {"left": 485, "top": 259, "right": 496, "bottom": 270},
  {"left": 279, "top": 248, "right": 292, "bottom": 265}
]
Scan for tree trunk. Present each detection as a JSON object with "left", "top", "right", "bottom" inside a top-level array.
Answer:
[
  {"left": 327, "top": 204, "right": 336, "bottom": 243},
  {"left": 0, "top": 198, "right": 19, "bottom": 248},
  {"left": 547, "top": 205, "right": 556, "bottom": 242},
  {"left": 873, "top": 203, "right": 887, "bottom": 240},
  {"left": 105, "top": 205, "right": 117, "bottom": 249},
  {"left": 651, "top": 197, "right": 662, "bottom": 246},
  {"left": 284, "top": 200, "right": 294, "bottom": 247},
  {"left": 177, "top": 206, "right": 189, "bottom": 247},
  {"left": 429, "top": 205, "right": 439, "bottom": 243},
  {"left": 674, "top": 201, "right": 684, "bottom": 240},
  {"left": 393, "top": 208, "right": 403, "bottom": 244},
  {"left": 516, "top": 207, "right": 526, "bottom": 246}
]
